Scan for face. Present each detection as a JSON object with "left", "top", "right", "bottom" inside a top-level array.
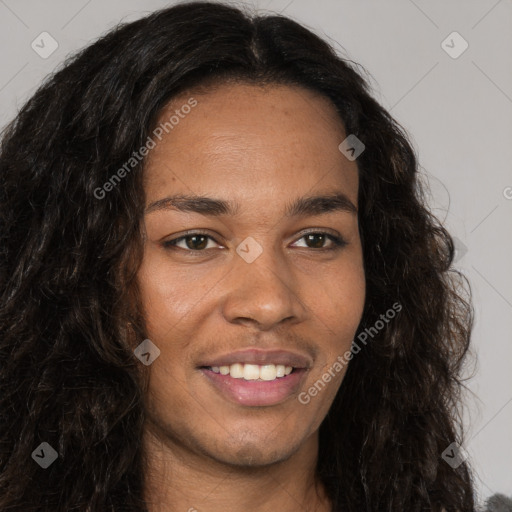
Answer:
[{"left": 137, "top": 82, "right": 365, "bottom": 467}]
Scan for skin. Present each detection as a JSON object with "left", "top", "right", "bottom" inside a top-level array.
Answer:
[{"left": 137, "top": 82, "right": 366, "bottom": 512}]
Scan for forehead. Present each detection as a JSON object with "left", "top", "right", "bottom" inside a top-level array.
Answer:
[{"left": 143, "top": 82, "right": 359, "bottom": 207}]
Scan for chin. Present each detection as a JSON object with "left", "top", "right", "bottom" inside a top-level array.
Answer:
[{"left": 209, "top": 438, "right": 298, "bottom": 468}]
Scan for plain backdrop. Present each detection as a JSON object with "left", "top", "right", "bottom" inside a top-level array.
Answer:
[{"left": 0, "top": 0, "right": 511, "bottom": 507}]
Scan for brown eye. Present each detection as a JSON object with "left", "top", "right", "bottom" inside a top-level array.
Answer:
[
  {"left": 304, "top": 233, "right": 327, "bottom": 249},
  {"left": 184, "top": 235, "right": 208, "bottom": 250},
  {"left": 292, "top": 232, "right": 347, "bottom": 250},
  {"left": 163, "top": 233, "right": 218, "bottom": 251}
]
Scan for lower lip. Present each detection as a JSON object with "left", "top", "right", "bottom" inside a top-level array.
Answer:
[{"left": 200, "top": 368, "right": 307, "bottom": 406}]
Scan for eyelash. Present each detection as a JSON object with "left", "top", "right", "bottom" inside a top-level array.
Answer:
[{"left": 162, "top": 230, "right": 348, "bottom": 253}]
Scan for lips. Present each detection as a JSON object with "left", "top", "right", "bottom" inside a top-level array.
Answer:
[
  {"left": 200, "top": 366, "right": 307, "bottom": 406},
  {"left": 197, "top": 348, "right": 312, "bottom": 369}
]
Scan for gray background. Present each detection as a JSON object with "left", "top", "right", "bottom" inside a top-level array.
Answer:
[{"left": 1, "top": 0, "right": 511, "bottom": 506}]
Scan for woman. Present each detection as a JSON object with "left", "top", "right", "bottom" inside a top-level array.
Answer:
[{"left": 0, "top": 2, "right": 475, "bottom": 510}]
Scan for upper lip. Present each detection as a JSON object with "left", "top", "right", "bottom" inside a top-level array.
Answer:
[{"left": 198, "top": 348, "right": 312, "bottom": 369}]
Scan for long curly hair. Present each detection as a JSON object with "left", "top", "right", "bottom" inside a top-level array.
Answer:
[{"left": 0, "top": 2, "right": 475, "bottom": 510}]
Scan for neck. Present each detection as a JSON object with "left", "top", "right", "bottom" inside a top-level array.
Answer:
[{"left": 142, "top": 421, "right": 331, "bottom": 512}]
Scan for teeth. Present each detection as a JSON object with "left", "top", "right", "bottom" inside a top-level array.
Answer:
[
  {"left": 229, "top": 363, "right": 244, "bottom": 379},
  {"left": 260, "top": 364, "right": 277, "bottom": 381},
  {"left": 243, "top": 364, "right": 260, "bottom": 380},
  {"left": 209, "top": 363, "right": 294, "bottom": 381}
]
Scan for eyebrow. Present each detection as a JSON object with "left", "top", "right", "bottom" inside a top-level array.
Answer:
[{"left": 145, "top": 192, "right": 358, "bottom": 217}]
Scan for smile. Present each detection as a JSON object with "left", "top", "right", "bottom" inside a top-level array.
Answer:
[{"left": 204, "top": 363, "right": 294, "bottom": 381}]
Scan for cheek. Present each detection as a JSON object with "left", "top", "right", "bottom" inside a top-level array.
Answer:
[
  {"left": 307, "top": 258, "right": 366, "bottom": 379},
  {"left": 136, "top": 248, "right": 218, "bottom": 336},
  {"left": 299, "top": 260, "right": 365, "bottom": 414},
  {"left": 311, "top": 255, "right": 365, "bottom": 334}
]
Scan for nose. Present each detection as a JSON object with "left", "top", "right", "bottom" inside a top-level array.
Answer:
[{"left": 221, "top": 242, "right": 306, "bottom": 331}]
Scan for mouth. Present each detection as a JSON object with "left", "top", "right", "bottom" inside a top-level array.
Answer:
[{"left": 199, "top": 363, "right": 308, "bottom": 407}]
